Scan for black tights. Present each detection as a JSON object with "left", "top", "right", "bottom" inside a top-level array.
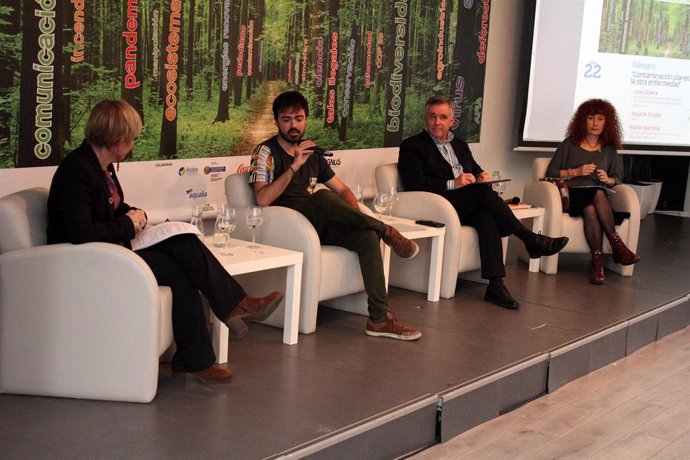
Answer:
[{"left": 581, "top": 189, "right": 616, "bottom": 251}]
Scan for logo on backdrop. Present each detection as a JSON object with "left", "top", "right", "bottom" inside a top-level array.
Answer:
[
  {"left": 185, "top": 188, "right": 207, "bottom": 200},
  {"left": 204, "top": 165, "right": 226, "bottom": 175},
  {"left": 178, "top": 166, "right": 199, "bottom": 176},
  {"left": 204, "top": 163, "right": 226, "bottom": 182}
]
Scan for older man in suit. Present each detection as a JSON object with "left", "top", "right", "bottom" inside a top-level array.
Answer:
[{"left": 398, "top": 95, "right": 568, "bottom": 309}]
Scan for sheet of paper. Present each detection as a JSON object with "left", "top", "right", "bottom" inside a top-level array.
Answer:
[{"left": 131, "top": 221, "right": 201, "bottom": 251}]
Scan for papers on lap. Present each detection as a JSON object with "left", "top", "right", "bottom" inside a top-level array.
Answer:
[
  {"left": 131, "top": 221, "right": 202, "bottom": 251},
  {"left": 467, "top": 178, "right": 512, "bottom": 186}
]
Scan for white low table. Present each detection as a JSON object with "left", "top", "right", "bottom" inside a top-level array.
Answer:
[
  {"left": 205, "top": 238, "right": 303, "bottom": 363},
  {"left": 511, "top": 205, "right": 546, "bottom": 272},
  {"left": 381, "top": 216, "right": 446, "bottom": 301}
]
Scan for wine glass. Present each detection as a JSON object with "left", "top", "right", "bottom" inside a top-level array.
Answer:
[
  {"left": 387, "top": 186, "right": 400, "bottom": 220},
  {"left": 373, "top": 192, "right": 389, "bottom": 220},
  {"left": 354, "top": 183, "right": 364, "bottom": 204},
  {"left": 218, "top": 207, "right": 236, "bottom": 256},
  {"left": 307, "top": 177, "right": 317, "bottom": 195},
  {"left": 213, "top": 203, "right": 228, "bottom": 248},
  {"left": 190, "top": 204, "right": 205, "bottom": 239},
  {"left": 245, "top": 206, "right": 263, "bottom": 249},
  {"left": 491, "top": 170, "right": 506, "bottom": 197}
]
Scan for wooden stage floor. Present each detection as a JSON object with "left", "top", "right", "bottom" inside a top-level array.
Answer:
[{"left": 1, "top": 215, "right": 689, "bottom": 459}]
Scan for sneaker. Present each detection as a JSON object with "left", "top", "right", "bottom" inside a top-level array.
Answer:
[
  {"left": 366, "top": 311, "right": 422, "bottom": 341},
  {"left": 382, "top": 226, "right": 419, "bottom": 259}
]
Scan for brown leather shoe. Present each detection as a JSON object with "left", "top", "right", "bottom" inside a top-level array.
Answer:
[
  {"left": 226, "top": 318, "right": 249, "bottom": 340},
  {"left": 225, "top": 291, "right": 283, "bottom": 326},
  {"left": 193, "top": 364, "right": 233, "bottom": 384},
  {"left": 382, "top": 226, "right": 419, "bottom": 259},
  {"left": 365, "top": 311, "right": 421, "bottom": 341}
]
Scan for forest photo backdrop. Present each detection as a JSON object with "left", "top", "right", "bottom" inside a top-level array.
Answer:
[{"left": 0, "top": 0, "right": 491, "bottom": 169}]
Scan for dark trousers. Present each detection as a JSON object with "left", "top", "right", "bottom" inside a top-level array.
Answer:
[
  {"left": 295, "top": 190, "right": 389, "bottom": 321},
  {"left": 136, "top": 233, "right": 246, "bottom": 372},
  {"left": 443, "top": 185, "right": 522, "bottom": 279}
]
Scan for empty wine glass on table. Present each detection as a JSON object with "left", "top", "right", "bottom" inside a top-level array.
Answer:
[
  {"left": 387, "top": 186, "right": 400, "bottom": 220},
  {"left": 373, "top": 192, "right": 389, "bottom": 220},
  {"left": 354, "top": 183, "right": 364, "bottom": 204},
  {"left": 214, "top": 204, "right": 236, "bottom": 256},
  {"left": 213, "top": 204, "right": 227, "bottom": 248},
  {"left": 246, "top": 206, "right": 263, "bottom": 249},
  {"left": 190, "top": 204, "right": 205, "bottom": 239},
  {"left": 219, "top": 207, "right": 236, "bottom": 256},
  {"left": 491, "top": 170, "right": 506, "bottom": 197}
]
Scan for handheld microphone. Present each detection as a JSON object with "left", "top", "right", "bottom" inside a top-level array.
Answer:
[
  {"left": 298, "top": 141, "right": 334, "bottom": 156},
  {"left": 312, "top": 146, "right": 334, "bottom": 157}
]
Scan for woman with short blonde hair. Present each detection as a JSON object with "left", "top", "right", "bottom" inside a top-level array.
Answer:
[
  {"left": 48, "top": 99, "right": 282, "bottom": 383},
  {"left": 84, "top": 99, "right": 143, "bottom": 148}
]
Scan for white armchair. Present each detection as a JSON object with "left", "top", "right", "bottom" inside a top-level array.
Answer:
[
  {"left": 0, "top": 188, "right": 173, "bottom": 403},
  {"left": 225, "top": 173, "right": 373, "bottom": 334},
  {"left": 375, "top": 163, "right": 487, "bottom": 298},
  {"left": 522, "top": 158, "right": 640, "bottom": 276}
]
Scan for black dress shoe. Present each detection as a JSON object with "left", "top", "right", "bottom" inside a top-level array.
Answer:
[
  {"left": 484, "top": 284, "right": 520, "bottom": 310},
  {"left": 526, "top": 234, "right": 569, "bottom": 259}
]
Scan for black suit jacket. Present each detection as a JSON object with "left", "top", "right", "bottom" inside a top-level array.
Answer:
[
  {"left": 47, "top": 141, "right": 136, "bottom": 246},
  {"left": 398, "top": 130, "right": 484, "bottom": 196}
]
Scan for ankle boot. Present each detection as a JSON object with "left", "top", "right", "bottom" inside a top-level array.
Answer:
[
  {"left": 608, "top": 232, "right": 640, "bottom": 265},
  {"left": 590, "top": 250, "right": 605, "bottom": 285}
]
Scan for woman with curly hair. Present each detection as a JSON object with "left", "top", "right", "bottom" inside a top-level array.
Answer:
[{"left": 546, "top": 98, "right": 640, "bottom": 284}]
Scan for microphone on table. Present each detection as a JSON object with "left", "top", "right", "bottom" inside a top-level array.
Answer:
[{"left": 505, "top": 196, "right": 521, "bottom": 205}]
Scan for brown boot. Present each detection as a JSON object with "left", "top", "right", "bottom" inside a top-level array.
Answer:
[
  {"left": 225, "top": 291, "right": 283, "bottom": 327},
  {"left": 608, "top": 232, "right": 640, "bottom": 265},
  {"left": 590, "top": 250, "right": 605, "bottom": 285}
]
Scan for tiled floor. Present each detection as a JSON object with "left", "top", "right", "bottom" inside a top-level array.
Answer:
[{"left": 1, "top": 215, "right": 688, "bottom": 459}]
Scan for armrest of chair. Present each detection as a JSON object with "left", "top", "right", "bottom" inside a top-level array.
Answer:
[
  {"left": 523, "top": 181, "right": 564, "bottom": 237},
  {"left": 0, "top": 243, "right": 163, "bottom": 402},
  {"left": 609, "top": 184, "right": 640, "bottom": 217},
  {"left": 392, "top": 191, "right": 462, "bottom": 299}
]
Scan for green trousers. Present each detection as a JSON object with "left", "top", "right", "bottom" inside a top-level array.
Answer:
[{"left": 295, "top": 189, "right": 389, "bottom": 321}]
